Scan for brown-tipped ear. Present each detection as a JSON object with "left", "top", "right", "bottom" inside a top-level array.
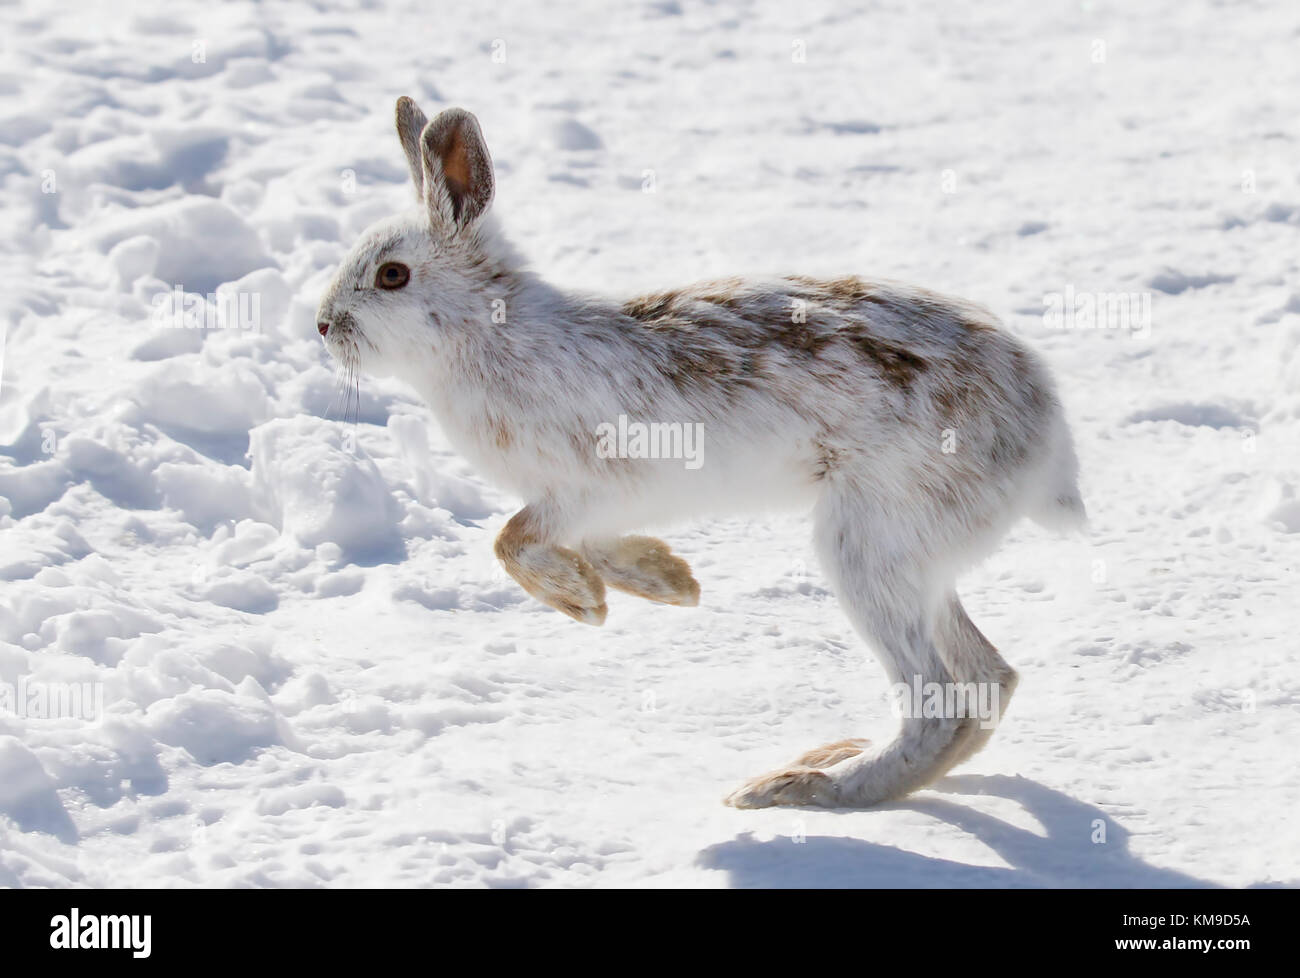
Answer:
[
  {"left": 395, "top": 96, "right": 429, "bottom": 201},
  {"left": 420, "top": 108, "right": 495, "bottom": 233}
]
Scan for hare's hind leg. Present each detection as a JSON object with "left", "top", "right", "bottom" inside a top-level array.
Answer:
[
  {"left": 581, "top": 536, "right": 700, "bottom": 607},
  {"left": 725, "top": 489, "right": 1006, "bottom": 809},
  {"left": 495, "top": 507, "right": 608, "bottom": 626},
  {"left": 932, "top": 592, "right": 1018, "bottom": 765}
]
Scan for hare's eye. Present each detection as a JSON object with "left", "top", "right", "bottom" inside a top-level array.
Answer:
[{"left": 375, "top": 262, "right": 410, "bottom": 290}]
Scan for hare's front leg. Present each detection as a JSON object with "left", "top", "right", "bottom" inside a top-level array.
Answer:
[
  {"left": 581, "top": 536, "right": 700, "bottom": 607},
  {"left": 494, "top": 507, "right": 608, "bottom": 626}
]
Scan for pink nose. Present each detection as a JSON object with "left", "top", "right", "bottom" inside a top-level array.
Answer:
[{"left": 317, "top": 321, "right": 329, "bottom": 336}]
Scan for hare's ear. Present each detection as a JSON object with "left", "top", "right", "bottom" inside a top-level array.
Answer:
[
  {"left": 420, "top": 108, "right": 495, "bottom": 234},
  {"left": 395, "top": 96, "right": 429, "bottom": 201}
]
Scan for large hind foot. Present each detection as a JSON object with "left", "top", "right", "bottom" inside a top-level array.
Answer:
[
  {"left": 724, "top": 738, "right": 870, "bottom": 809},
  {"left": 582, "top": 536, "right": 700, "bottom": 607},
  {"left": 724, "top": 767, "right": 839, "bottom": 809}
]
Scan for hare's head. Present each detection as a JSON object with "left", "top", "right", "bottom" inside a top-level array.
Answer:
[{"left": 317, "top": 98, "right": 499, "bottom": 380}]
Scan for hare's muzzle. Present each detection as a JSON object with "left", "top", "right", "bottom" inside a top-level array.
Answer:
[{"left": 316, "top": 308, "right": 354, "bottom": 342}]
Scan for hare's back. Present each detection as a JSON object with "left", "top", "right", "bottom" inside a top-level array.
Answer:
[{"left": 617, "top": 275, "right": 1047, "bottom": 420}]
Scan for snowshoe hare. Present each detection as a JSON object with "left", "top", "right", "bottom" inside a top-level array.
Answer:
[{"left": 316, "top": 98, "right": 1086, "bottom": 809}]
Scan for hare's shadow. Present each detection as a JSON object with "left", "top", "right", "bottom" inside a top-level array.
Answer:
[{"left": 699, "top": 774, "right": 1216, "bottom": 888}]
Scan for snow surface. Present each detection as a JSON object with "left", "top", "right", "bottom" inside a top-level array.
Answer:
[{"left": 1, "top": 0, "right": 1298, "bottom": 887}]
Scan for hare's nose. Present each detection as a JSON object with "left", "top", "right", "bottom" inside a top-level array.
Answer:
[{"left": 317, "top": 321, "right": 330, "bottom": 336}]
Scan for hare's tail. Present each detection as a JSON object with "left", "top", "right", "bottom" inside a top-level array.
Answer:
[
  {"left": 1028, "top": 410, "right": 1087, "bottom": 533},
  {"left": 725, "top": 485, "right": 1019, "bottom": 809}
]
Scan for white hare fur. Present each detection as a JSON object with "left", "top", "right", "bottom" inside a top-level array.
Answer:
[{"left": 316, "top": 98, "right": 1086, "bottom": 809}]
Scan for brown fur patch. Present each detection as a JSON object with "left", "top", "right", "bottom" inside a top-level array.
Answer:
[
  {"left": 794, "top": 738, "right": 871, "bottom": 769},
  {"left": 933, "top": 381, "right": 962, "bottom": 419},
  {"left": 813, "top": 441, "right": 844, "bottom": 480},
  {"left": 622, "top": 291, "right": 680, "bottom": 321},
  {"left": 622, "top": 280, "right": 749, "bottom": 325},
  {"left": 664, "top": 347, "right": 736, "bottom": 393},
  {"left": 777, "top": 321, "right": 833, "bottom": 357},
  {"left": 488, "top": 416, "right": 513, "bottom": 450},
  {"left": 689, "top": 277, "right": 747, "bottom": 307},
  {"left": 852, "top": 335, "right": 929, "bottom": 391},
  {"left": 786, "top": 274, "right": 878, "bottom": 305},
  {"left": 493, "top": 509, "right": 539, "bottom": 562},
  {"left": 959, "top": 313, "right": 997, "bottom": 333},
  {"left": 621, "top": 289, "right": 761, "bottom": 394}
]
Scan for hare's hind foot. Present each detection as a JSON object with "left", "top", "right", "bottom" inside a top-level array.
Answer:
[
  {"left": 723, "top": 738, "right": 869, "bottom": 809},
  {"left": 724, "top": 767, "right": 839, "bottom": 809},
  {"left": 582, "top": 536, "right": 700, "bottom": 607},
  {"left": 495, "top": 512, "right": 608, "bottom": 626}
]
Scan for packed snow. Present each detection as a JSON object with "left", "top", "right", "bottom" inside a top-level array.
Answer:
[{"left": 1, "top": 0, "right": 1298, "bottom": 887}]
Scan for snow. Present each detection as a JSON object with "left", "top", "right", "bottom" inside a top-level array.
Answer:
[{"left": 1, "top": 0, "right": 1298, "bottom": 887}]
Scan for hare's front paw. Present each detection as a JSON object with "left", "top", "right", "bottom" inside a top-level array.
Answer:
[
  {"left": 495, "top": 509, "right": 608, "bottom": 625},
  {"left": 522, "top": 546, "right": 608, "bottom": 626},
  {"left": 583, "top": 536, "right": 700, "bottom": 607},
  {"left": 498, "top": 542, "right": 608, "bottom": 626}
]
